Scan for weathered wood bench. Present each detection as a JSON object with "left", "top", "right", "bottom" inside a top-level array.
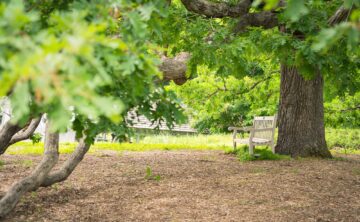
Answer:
[{"left": 228, "top": 115, "right": 277, "bottom": 155}]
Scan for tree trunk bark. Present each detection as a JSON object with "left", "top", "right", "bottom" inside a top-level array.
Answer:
[
  {"left": 275, "top": 64, "right": 332, "bottom": 158},
  {"left": 0, "top": 121, "right": 59, "bottom": 218},
  {"left": 41, "top": 138, "right": 91, "bottom": 187},
  {"left": 0, "top": 117, "right": 42, "bottom": 155},
  {"left": 0, "top": 123, "right": 21, "bottom": 155},
  {"left": 8, "top": 117, "right": 42, "bottom": 146}
]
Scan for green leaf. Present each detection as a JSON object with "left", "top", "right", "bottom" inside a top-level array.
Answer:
[{"left": 284, "top": 0, "right": 309, "bottom": 22}]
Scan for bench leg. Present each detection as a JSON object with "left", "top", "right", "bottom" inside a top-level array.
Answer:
[
  {"left": 271, "top": 142, "right": 275, "bottom": 154},
  {"left": 249, "top": 144, "right": 254, "bottom": 155},
  {"left": 233, "top": 141, "right": 237, "bottom": 149}
]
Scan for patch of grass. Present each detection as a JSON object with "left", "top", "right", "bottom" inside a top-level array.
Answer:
[
  {"left": 139, "top": 134, "right": 232, "bottom": 147},
  {"left": 7, "top": 142, "right": 76, "bottom": 155},
  {"left": 92, "top": 142, "right": 228, "bottom": 153},
  {"left": 0, "top": 160, "right": 5, "bottom": 169},
  {"left": 5, "top": 128, "right": 360, "bottom": 155},
  {"left": 250, "top": 167, "right": 266, "bottom": 174},
  {"left": 229, "top": 145, "right": 290, "bottom": 162},
  {"left": 18, "top": 160, "right": 33, "bottom": 168},
  {"left": 145, "top": 166, "right": 161, "bottom": 181},
  {"left": 6, "top": 141, "right": 230, "bottom": 155},
  {"left": 352, "top": 168, "right": 360, "bottom": 176},
  {"left": 326, "top": 128, "right": 360, "bottom": 150}
]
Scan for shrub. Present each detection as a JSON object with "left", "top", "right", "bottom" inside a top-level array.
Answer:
[{"left": 30, "top": 133, "right": 42, "bottom": 145}]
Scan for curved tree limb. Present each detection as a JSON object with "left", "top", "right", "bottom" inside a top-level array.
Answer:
[
  {"left": 328, "top": 6, "right": 351, "bottom": 25},
  {"left": 0, "top": 123, "right": 21, "bottom": 155},
  {"left": 0, "top": 122, "right": 59, "bottom": 218},
  {"left": 180, "top": 0, "right": 252, "bottom": 18},
  {"left": 8, "top": 117, "right": 42, "bottom": 146},
  {"left": 40, "top": 138, "right": 91, "bottom": 187},
  {"left": 235, "top": 11, "right": 279, "bottom": 33},
  {"left": 0, "top": 116, "right": 42, "bottom": 155}
]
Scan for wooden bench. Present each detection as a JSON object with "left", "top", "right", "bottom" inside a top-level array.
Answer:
[{"left": 228, "top": 115, "right": 277, "bottom": 155}]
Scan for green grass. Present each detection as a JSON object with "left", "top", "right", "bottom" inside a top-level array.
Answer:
[
  {"left": 326, "top": 128, "right": 360, "bottom": 150},
  {"left": 18, "top": 159, "right": 33, "bottom": 167},
  {"left": 0, "top": 160, "right": 4, "bottom": 169},
  {"left": 6, "top": 141, "right": 229, "bottom": 155},
  {"left": 6, "top": 142, "right": 77, "bottom": 155},
  {"left": 225, "top": 145, "right": 290, "bottom": 162},
  {"left": 139, "top": 133, "right": 232, "bottom": 147},
  {"left": 5, "top": 128, "right": 359, "bottom": 158}
]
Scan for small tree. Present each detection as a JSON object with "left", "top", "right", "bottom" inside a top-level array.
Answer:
[{"left": 0, "top": 0, "right": 185, "bottom": 217}]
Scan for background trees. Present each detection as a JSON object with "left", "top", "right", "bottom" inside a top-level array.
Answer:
[{"left": 159, "top": 0, "right": 359, "bottom": 157}]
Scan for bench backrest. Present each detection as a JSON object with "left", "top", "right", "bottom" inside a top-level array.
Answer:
[{"left": 252, "top": 115, "right": 277, "bottom": 141}]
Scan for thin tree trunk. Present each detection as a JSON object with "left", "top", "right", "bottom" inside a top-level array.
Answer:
[
  {"left": 0, "top": 117, "right": 42, "bottom": 155},
  {"left": 41, "top": 138, "right": 91, "bottom": 187},
  {"left": 0, "top": 123, "right": 21, "bottom": 155},
  {"left": 275, "top": 65, "right": 331, "bottom": 158},
  {"left": 0, "top": 122, "right": 59, "bottom": 218}
]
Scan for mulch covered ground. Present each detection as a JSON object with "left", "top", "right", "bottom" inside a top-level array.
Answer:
[{"left": 1, "top": 151, "right": 360, "bottom": 221}]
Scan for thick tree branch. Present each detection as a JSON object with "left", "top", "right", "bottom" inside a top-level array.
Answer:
[
  {"left": 180, "top": 0, "right": 252, "bottom": 18},
  {"left": 0, "top": 123, "right": 21, "bottom": 155},
  {"left": 235, "top": 11, "right": 279, "bottom": 33},
  {"left": 9, "top": 117, "right": 42, "bottom": 146},
  {"left": 0, "top": 116, "right": 42, "bottom": 155},
  {"left": 328, "top": 6, "right": 351, "bottom": 25}
]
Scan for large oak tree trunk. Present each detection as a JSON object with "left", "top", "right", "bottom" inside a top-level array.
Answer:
[
  {"left": 275, "top": 65, "right": 332, "bottom": 158},
  {"left": 0, "top": 121, "right": 59, "bottom": 218}
]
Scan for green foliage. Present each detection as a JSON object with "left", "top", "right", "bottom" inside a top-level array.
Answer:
[
  {"left": 324, "top": 92, "right": 360, "bottom": 128},
  {"left": 30, "top": 133, "right": 42, "bottom": 144},
  {"left": 0, "top": 0, "right": 185, "bottom": 140},
  {"left": 227, "top": 145, "right": 290, "bottom": 162},
  {"left": 167, "top": 66, "right": 280, "bottom": 133},
  {"left": 326, "top": 128, "right": 360, "bottom": 150},
  {"left": 161, "top": 0, "right": 359, "bottom": 132},
  {"left": 0, "top": 0, "right": 359, "bottom": 145},
  {"left": 169, "top": 65, "right": 359, "bottom": 131}
]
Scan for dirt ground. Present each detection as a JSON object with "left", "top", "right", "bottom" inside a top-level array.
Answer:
[{"left": 1, "top": 151, "right": 360, "bottom": 222}]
